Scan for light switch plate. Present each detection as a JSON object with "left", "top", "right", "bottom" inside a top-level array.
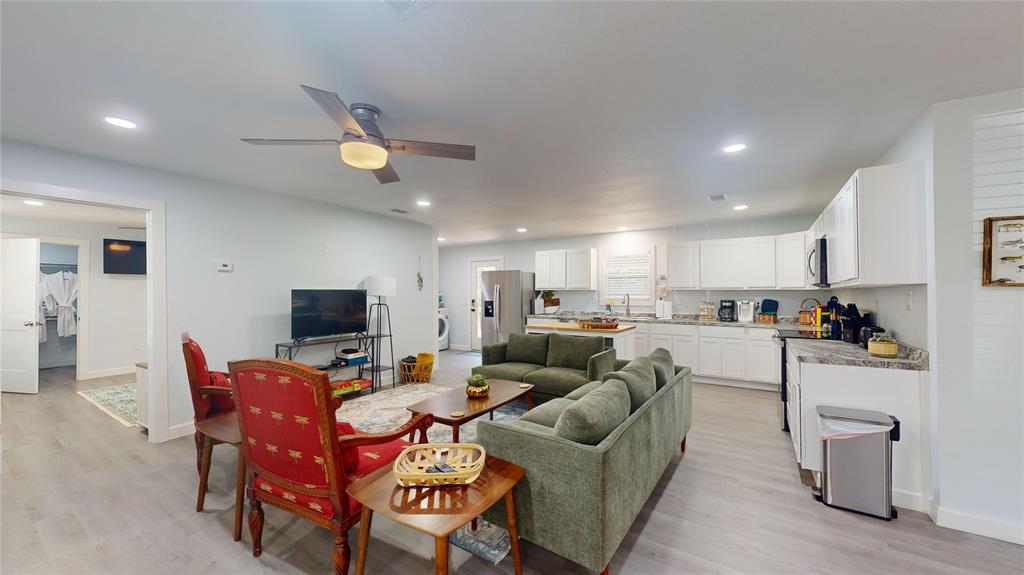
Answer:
[
  {"left": 904, "top": 289, "right": 913, "bottom": 311},
  {"left": 322, "top": 242, "right": 335, "bottom": 255}
]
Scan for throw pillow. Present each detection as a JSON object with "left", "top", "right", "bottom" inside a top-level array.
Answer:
[
  {"left": 505, "top": 333, "right": 550, "bottom": 366},
  {"left": 546, "top": 333, "right": 605, "bottom": 371},
  {"left": 649, "top": 348, "right": 674, "bottom": 389},
  {"left": 554, "top": 379, "right": 630, "bottom": 445},
  {"left": 602, "top": 356, "right": 656, "bottom": 412}
]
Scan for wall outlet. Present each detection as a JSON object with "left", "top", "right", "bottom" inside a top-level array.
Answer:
[
  {"left": 322, "top": 242, "right": 335, "bottom": 255},
  {"left": 217, "top": 261, "right": 233, "bottom": 272},
  {"left": 904, "top": 289, "right": 913, "bottom": 311}
]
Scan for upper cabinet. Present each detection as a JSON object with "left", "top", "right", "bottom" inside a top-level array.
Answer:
[
  {"left": 743, "top": 236, "right": 777, "bottom": 288},
  {"left": 666, "top": 241, "right": 700, "bottom": 289},
  {"left": 535, "top": 248, "right": 596, "bottom": 290},
  {"left": 776, "top": 231, "right": 807, "bottom": 289},
  {"left": 699, "top": 239, "right": 746, "bottom": 289}
]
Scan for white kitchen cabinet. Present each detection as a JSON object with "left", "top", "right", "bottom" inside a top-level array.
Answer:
[
  {"left": 666, "top": 241, "right": 700, "bottom": 289},
  {"left": 634, "top": 334, "right": 650, "bottom": 358},
  {"left": 566, "top": 248, "right": 598, "bottom": 290},
  {"left": 534, "top": 251, "right": 551, "bottom": 288},
  {"left": 776, "top": 231, "right": 807, "bottom": 289},
  {"left": 721, "top": 339, "right": 747, "bottom": 380},
  {"left": 671, "top": 335, "right": 699, "bottom": 371},
  {"left": 828, "top": 174, "right": 859, "bottom": 284},
  {"left": 550, "top": 250, "right": 567, "bottom": 289},
  {"left": 699, "top": 239, "right": 745, "bottom": 289},
  {"left": 650, "top": 334, "right": 672, "bottom": 353},
  {"left": 746, "top": 339, "right": 779, "bottom": 384},
  {"left": 743, "top": 236, "right": 777, "bottom": 288},
  {"left": 697, "top": 337, "right": 723, "bottom": 377}
]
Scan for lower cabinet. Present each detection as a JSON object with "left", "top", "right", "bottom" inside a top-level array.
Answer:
[
  {"left": 634, "top": 334, "right": 650, "bottom": 358},
  {"left": 697, "top": 338, "right": 723, "bottom": 377},
  {"left": 746, "top": 339, "right": 779, "bottom": 383},
  {"left": 721, "top": 339, "right": 747, "bottom": 380},
  {"left": 671, "top": 335, "right": 698, "bottom": 372}
]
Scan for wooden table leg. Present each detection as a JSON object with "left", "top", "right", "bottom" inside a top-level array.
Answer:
[
  {"left": 504, "top": 490, "right": 523, "bottom": 575},
  {"left": 355, "top": 507, "right": 373, "bottom": 575},
  {"left": 196, "top": 435, "right": 213, "bottom": 512},
  {"left": 526, "top": 391, "right": 532, "bottom": 411},
  {"left": 233, "top": 450, "right": 245, "bottom": 541},
  {"left": 435, "top": 535, "right": 449, "bottom": 575},
  {"left": 452, "top": 424, "right": 460, "bottom": 443},
  {"left": 489, "top": 410, "right": 493, "bottom": 421}
]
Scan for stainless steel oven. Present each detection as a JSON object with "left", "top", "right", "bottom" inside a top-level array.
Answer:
[{"left": 774, "top": 328, "right": 827, "bottom": 432}]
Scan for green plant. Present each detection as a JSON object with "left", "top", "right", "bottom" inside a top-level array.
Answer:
[
  {"left": 465, "top": 374, "right": 489, "bottom": 388},
  {"left": 539, "top": 290, "right": 557, "bottom": 300}
]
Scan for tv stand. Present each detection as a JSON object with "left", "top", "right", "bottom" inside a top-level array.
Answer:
[{"left": 275, "top": 332, "right": 392, "bottom": 393}]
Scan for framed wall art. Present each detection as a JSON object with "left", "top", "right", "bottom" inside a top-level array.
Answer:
[{"left": 983, "top": 215, "right": 1024, "bottom": 287}]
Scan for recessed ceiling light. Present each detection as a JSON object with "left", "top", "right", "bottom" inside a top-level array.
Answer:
[
  {"left": 516, "top": 228, "right": 527, "bottom": 233},
  {"left": 618, "top": 227, "right": 629, "bottom": 232},
  {"left": 437, "top": 237, "right": 446, "bottom": 242},
  {"left": 723, "top": 143, "right": 747, "bottom": 153},
  {"left": 104, "top": 116, "right": 137, "bottom": 129},
  {"left": 23, "top": 199, "right": 44, "bottom": 206},
  {"left": 416, "top": 200, "right": 431, "bottom": 207},
  {"left": 734, "top": 205, "right": 749, "bottom": 211}
]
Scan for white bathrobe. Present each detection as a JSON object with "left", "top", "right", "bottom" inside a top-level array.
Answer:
[{"left": 41, "top": 271, "right": 78, "bottom": 338}]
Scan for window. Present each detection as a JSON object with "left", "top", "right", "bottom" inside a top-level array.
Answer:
[{"left": 601, "top": 245, "right": 655, "bottom": 302}]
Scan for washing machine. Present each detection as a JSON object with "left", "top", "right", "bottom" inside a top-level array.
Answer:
[{"left": 437, "top": 308, "right": 450, "bottom": 351}]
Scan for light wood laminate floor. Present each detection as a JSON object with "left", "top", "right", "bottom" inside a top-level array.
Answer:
[{"left": 2, "top": 355, "right": 1021, "bottom": 574}]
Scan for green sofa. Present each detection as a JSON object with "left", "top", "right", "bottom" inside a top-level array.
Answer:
[
  {"left": 476, "top": 351, "right": 693, "bottom": 574},
  {"left": 472, "top": 332, "right": 616, "bottom": 400}
]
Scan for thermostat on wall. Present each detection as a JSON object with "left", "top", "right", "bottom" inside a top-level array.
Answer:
[{"left": 217, "top": 261, "right": 234, "bottom": 273}]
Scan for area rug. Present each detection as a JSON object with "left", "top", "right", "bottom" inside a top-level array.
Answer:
[
  {"left": 77, "top": 383, "right": 137, "bottom": 427},
  {"left": 338, "top": 383, "right": 522, "bottom": 563}
]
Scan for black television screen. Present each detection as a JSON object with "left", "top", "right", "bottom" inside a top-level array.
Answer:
[
  {"left": 291, "top": 289, "right": 367, "bottom": 340},
  {"left": 103, "top": 239, "right": 146, "bottom": 275}
]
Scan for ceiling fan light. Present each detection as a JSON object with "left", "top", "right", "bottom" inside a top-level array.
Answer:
[{"left": 340, "top": 140, "right": 389, "bottom": 170}]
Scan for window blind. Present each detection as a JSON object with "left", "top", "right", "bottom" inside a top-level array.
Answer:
[{"left": 603, "top": 248, "right": 653, "bottom": 301}]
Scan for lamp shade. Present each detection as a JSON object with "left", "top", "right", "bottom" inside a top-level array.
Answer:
[{"left": 364, "top": 276, "right": 396, "bottom": 297}]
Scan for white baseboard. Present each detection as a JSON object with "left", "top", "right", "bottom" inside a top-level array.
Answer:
[
  {"left": 936, "top": 506, "right": 1024, "bottom": 545},
  {"left": 79, "top": 366, "right": 136, "bottom": 380},
  {"left": 168, "top": 421, "right": 196, "bottom": 440},
  {"left": 693, "top": 376, "right": 777, "bottom": 392},
  {"left": 447, "top": 344, "right": 471, "bottom": 351},
  {"left": 892, "top": 488, "right": 926, "bottom": 513}
]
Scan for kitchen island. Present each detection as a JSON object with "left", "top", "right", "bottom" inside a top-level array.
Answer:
[{"left": 525, "top": 322, "right": 637, "bottom": 360}]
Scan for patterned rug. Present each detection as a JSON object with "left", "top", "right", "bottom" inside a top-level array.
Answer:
[
  {"left": 77, "top": 383, "right": 137, "bottom": 427},
  {"left": 338, "top": 383, "right": 524, "bottom": 564}
]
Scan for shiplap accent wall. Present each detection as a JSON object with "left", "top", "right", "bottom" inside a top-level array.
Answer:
[{"left": 972, "top": 110, "right": 1024, "bottom": 394}]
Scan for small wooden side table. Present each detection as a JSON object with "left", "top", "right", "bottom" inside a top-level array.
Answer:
[{"left": 348, "top": 455, "right": 525, "bottom": 575}]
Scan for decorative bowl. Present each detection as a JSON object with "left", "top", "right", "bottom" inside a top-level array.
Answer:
[{"left": 466, "top": 384, "right": 490, "bottom": 398}]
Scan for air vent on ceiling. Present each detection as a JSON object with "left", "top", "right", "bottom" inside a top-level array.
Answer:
[
  {"left": 381, "top": 0, "right": 435, "bottom": 19},
  {"left": 707, "top": 193, "right": 728, "bottom": 203},
  {"left": 390, "top": 208, "right": 409, "bottom": 214}
]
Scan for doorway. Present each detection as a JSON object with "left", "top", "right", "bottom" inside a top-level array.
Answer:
[{"left": 468, "top": 257, "right": 503, "bottom": 350}]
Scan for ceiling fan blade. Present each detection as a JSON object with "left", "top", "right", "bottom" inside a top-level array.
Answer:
[
  {"left": 372, "top": 161, "right": 400, "bottom": 184},
  {"left": 241, "top": 138, "right": 339, "bottom": 145},
  {"left": 387, "top": 139, "right": 476, "bottom": 161},
  {"left": 300, "top": 85, "right": 367, "bottom": 137}
]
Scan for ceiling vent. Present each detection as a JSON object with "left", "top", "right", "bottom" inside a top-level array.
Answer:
[
  {"left": 390, "top": 208, "right": 409, "bottom": 214},
  {"left": 381, "top": 0, "right": 435, "bottom": 19},
  {"left": 707, "top": 193, "right": 728, "bottom": 203}
]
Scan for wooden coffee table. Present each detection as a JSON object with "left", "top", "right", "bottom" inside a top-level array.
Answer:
[
  {"left": 349, "top": 455, "right": 525, "bottom": 575},
  {"left": 405, "top": 379, "right": 533, "bottom": 442}
]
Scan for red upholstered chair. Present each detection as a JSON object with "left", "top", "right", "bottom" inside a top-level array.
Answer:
[
  {"left": 182, "top": 332, "right": 245, "bottom": 541},
  {"left": 227, "top": 358, "right": 431, "bottom": 574}
]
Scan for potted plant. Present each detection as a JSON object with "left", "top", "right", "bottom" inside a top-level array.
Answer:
[
  {"left": 539, "top": 290, "right": 560, "bottom": 307},
  {"left": 465, "top": 373, "right": 490, "bottom": 398}
]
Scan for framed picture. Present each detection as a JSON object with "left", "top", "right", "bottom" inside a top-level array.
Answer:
[{"left": 983, "top": 215, "right": 1024, "bottom": 287}]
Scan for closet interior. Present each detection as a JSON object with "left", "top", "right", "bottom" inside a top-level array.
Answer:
[{"left": 39, "top": 242, "right": 79, "bottom": 370}]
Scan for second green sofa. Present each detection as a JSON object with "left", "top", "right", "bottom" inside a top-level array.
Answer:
[{"left": 472, "top": 332, "right": 616, "bottom": 400}]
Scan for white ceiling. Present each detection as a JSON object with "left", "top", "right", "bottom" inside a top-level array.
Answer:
[
  {"left": 0, "top": 193, "right": 147, "bottom": 227},
  {"left": 2, "top": 2, "right": 1022, "bottom": 245}
]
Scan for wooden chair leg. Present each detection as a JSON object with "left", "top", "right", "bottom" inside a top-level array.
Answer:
[
  {"left": 196, "top": 435, "right": 213, "bottom": 512},
  {"left": 333, "top": 528, "right": 351, "bottom": 575},
  {"left": 233, "top": 450, "right": 245, "bottom": 541},
  {"left": 194, "top": 430, "right": 205, "bottom": 475},
  {"left": 680, "top": 436, "right": 687, "bottom": 455},
  {"left": 248, "top": 496, "right": 264, "bottom": 557}
]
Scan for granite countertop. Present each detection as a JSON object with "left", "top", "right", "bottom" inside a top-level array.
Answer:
[
  {"left": 785, "top": 339, "right": 929, "bottom": 371},
  {"left": 526, "top": 312, "right": 826, "bottom": 331}
]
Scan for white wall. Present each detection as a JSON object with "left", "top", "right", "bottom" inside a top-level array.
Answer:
[
  {"left": 2, "top": 217, "right": 147, "bottom": 374},
  {"left": 928, "top": 89, "right": 1024, "bottom": 543},
  {"left": 1, "top": 139, "right": 437, "bottom": 431},
  {"left": 439, "top": 215, "right": 823, "bottom": 349}
]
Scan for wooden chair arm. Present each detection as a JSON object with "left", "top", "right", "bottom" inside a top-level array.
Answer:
[
  {"left": 198, "top": 385, "right": 233, "bottom": 397},
  {"left": 337, "top": 412, "right": 434, "bottom": 448}
]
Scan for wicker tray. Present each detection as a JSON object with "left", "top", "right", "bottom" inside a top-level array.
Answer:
[
  {"left": 392, "top": 443, "right": 486, "bottom": 487},
  {"left": 577, "top": 319, "right": 619, "bottom": 330}
]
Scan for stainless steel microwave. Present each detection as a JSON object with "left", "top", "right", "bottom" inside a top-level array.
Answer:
[{"left": 807, "top": 237, "right": 829, "bottom": 287}]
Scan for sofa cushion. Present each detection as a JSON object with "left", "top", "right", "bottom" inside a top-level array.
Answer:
[
  {"left": 649, "top": 348, "right": 674, "bottom": 389},
  {"left": 563, "top": 380, "right": 603, "bottom": 400},
  {"left": 523, "top": 367, "right": 589, "bottom": 397},
  {"left": 546, "top": 333, "right": 605, "bottom": 371},
  {"left": 520, "top": 398, "right": 575, "bottom": 428},
  {"left": 505, "top": 333, "right": 550, "bottom": 366},
  {"left": 602, "top": 356, "right": 656, "bottom": 412},
  {"left": 554, "top": 379, "right": 630, "bottom": 445},
  {"left": 472, "top": 362, "right": 543, "bottom": 382}
]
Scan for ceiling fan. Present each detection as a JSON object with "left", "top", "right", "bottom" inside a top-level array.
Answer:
[{"left": 242, "top": 85, "right": 475, "bottom": 184}]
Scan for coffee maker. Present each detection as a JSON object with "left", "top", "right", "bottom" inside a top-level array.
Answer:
[{"left": 718, "top": 300, "right": 737, "bottom": 322}]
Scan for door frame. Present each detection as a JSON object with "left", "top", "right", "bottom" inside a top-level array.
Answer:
[
  {"left": 1, "top": 178, "right": 170, "bottom": 443},
  {"left": 467, "top": 256, "right": 504, "bottom": 351},
  {"left": 1, "top": 233, "right": 92, "bottom": 381}
]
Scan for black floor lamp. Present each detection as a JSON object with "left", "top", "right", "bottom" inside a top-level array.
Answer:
[{"left": 364, "top": 276, "right": 396, "bottom": 391}]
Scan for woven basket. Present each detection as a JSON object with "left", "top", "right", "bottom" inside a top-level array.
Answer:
[
  {"left": 577, "top": 319, "right": 619, "bottom": 330},
  {"left": 399, "top": 352, "right": 434, "bottom": 384},
  {"left": 392, "top": 443, "right": 486, "bottom": 487}
]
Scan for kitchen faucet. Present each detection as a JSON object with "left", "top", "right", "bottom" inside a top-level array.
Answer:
[{"left": 623, "top": 293, "right": 631, "bottom": 316}]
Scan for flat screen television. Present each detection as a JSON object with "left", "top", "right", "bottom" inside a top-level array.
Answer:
[
  {"left": 103, "top": 239, "right": 146, "bottom": 275},
  {"left": 291, "top": 289, "right": 367, "bottom": 340}
]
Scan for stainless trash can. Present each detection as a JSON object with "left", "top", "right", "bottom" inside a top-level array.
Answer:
[{"left": 817, "top": 406, "right": 900, "bottom": 520}]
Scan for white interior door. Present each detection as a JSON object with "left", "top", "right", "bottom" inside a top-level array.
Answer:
[
  {"left": 469, "top": 258, "right": 503, "bottom": 350},
  {"left": 2, "top": 238, "right": 41, "bottom": 394}
]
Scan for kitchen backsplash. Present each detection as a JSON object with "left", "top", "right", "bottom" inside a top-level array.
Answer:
[{"left": 545, "top": 289, "right": 831, "bottom": 317}]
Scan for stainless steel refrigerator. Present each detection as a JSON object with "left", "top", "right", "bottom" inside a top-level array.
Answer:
[{"left": 481, "top": 270, "right": 535, "bottom": 346}]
